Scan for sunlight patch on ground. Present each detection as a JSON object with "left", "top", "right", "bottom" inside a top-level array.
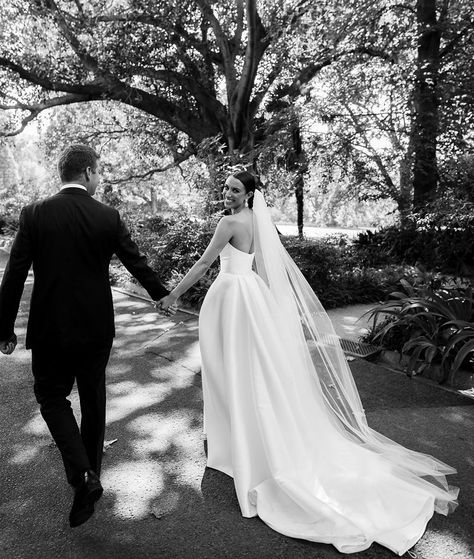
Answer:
[
  {"left": 439, "top": 409, "right": 474, "bottom": 424},
  {"left": 128, "top": 412, "right": 199, "bottom": 458},
  {"left": 103, "top": 460, "right": 164, "bottom": 519},
  {"left": 106, "top": 383, "right": 171, "bottom": 423},
  {"left": 106, "top": 374, "right": 195, "bottom": 424},
  {"left": 120, "top": 324, "right": 158, "bottom": 335},
  {"left": 112, "top": 294, "right": 150, "bottom": 309},
  {"left": 23, "top": 413, "right": 49, "bottom": 436},
  {"left": 140, "top": 313, "right": 161, "bottom": 323},
  {"left": 174, "top": 460, "right": 205, "bottom": 492},
  {"left": 9, "top": 442, "right": 41, "bottom": 465},
  {"left": 106, "top": 360, "right": 133, "bottom": 376},
  {"left": 3, "top": 348, "right": 30, "bottom": 364},
  {"left": 416, "top": 527, "right": 474, "bottom": 559}
]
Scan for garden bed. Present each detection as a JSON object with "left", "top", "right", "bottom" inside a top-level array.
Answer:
[
  {"left": 361, "top": 270, "right": 474, "bottom": 390},
  {"left": 375, "top": 349, "right": 474, "bottom": 390}
]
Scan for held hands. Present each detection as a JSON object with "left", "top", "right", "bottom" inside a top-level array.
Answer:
[
  {"left": 155, "top": 294, "right": 178, "bottom": 317},
  {"left": 0, "top": 333, "right": 17, "bottom": 355}
]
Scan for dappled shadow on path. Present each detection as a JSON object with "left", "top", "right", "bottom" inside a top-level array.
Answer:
[{"left": 0, "top": 287, "right": 472, "bottom": 558}]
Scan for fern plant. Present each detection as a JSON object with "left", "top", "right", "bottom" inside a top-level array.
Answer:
[{"left": 364, "top": 272, "right": 474, "bottom": 385}]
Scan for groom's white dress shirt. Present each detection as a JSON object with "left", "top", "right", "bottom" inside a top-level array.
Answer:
[{"left": 61, "top": 183, "right": 87, "bottom": 191}]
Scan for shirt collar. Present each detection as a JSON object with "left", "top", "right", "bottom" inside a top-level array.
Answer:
[{"left": 60, "top": 183, "right": 88, "bottom": 192}]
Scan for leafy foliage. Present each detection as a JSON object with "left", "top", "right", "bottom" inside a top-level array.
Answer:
[
  {"left": 353, "top": 203, "right": 474, "bottom": 276},
  {"left": 0, "top": 214, "right": 18, "bottom": 235},
  {"left": 1, "top": 0, "right": 472, "bottom": 225},
  {"left": 110, "top": 210, "right": 220, "bottom": 308},
  {"left": 364, "top": 270, "right": 474, "bottom": 385},
  {"left": 109, "top": 215, "right": 413, "bottom": 311},
  {"left": 1, "top": 0, "right": 376, "bottom": 154}
]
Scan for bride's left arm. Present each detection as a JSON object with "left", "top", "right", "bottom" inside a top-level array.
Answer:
[{"left": 157, "top": 217, "right": 234, "bottom": 308}]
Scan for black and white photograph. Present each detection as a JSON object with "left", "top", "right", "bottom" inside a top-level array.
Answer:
[{"left": 0, "top": 1, "right": 473, "bottom": 558}]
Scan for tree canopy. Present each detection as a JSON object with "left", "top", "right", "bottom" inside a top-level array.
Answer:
[
  {"left": 0, "top": 0, "right": 473, "bottom": 224},
  {"left": 0, "top": 1, "right": 407, "bottom": 152}
]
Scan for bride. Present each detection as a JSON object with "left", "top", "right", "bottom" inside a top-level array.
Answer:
[{"left": 157, "top": 171, "right": 458, "bottom": 555}]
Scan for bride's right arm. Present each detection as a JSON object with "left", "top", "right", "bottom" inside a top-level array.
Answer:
[{"left": 157, "top": 217, "right": 233, "bottom": 308}]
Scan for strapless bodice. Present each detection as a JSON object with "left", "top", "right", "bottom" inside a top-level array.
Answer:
[{"left": 219, "top": 243, "right": 255, "bottom": 275}]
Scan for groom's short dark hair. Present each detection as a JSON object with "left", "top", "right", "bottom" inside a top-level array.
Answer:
[{"left": 58, "top": 144, "right": 100, "bottom": 182}]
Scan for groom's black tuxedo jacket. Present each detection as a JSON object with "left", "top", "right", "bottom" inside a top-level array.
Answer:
[{"left": 0, "top": 187, "right": 168, "bottom": 349}]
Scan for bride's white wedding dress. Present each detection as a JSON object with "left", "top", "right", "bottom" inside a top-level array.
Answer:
[{"left": 198, "top": 192, "right": 458, "bottom": 555}]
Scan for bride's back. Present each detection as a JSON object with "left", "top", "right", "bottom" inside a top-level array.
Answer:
[{"left": 227, "top": 208, "right": 254, "bottom": 253}]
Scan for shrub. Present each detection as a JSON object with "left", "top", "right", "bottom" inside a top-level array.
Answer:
[
  {"left": 363, "top": 270, "right": 474, "bottom": 385},
  {"left": 0, "top": 214, "right": 19, "bottom": 236},
  {"left": 353, "top": 198, "right": 474, "bottom": 276},
  {"left": 354, "top": 226, "right": 422, "bottom": 267},
  {"left": 361, "top": 315, "right": 412, "bottom": 352},
  {"left": 110, "top": 213, "right": 414, "bottom": 311},
  {"left": 111, "top": 211, "right": 220, "bottom": 308},
  {"left": 283, "top": 236, "right": 409, "bottom": 309}
]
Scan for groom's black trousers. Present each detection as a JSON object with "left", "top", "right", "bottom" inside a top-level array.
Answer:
[{"left": 31, "top": 343, "right": 112, "bottom": 486}]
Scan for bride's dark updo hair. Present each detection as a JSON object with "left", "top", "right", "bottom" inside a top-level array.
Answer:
[{"left": 232, "top": 170, "right": 258, "bottom": 208}]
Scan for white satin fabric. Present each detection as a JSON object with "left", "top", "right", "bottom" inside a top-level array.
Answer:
[{"left": 199, "top": 241, "right": 458, "bottom": 555}]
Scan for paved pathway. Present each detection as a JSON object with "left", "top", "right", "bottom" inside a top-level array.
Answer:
[{"left": 0, "top": 249, "right": 473, "bottom": 559}]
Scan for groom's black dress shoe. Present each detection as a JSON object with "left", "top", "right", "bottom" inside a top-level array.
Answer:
[{"left": 69, "top": 469, "right": 103, "bottom": 528}]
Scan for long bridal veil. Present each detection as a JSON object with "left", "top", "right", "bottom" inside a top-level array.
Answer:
[{"left": 252, "top": 189, "right": 458, "bottom": 515}]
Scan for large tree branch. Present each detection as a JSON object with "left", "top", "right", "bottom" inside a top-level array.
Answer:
[
  {"left": 194, "top": 0, "right": 237, "bottom": 88},
  {"left": 2, "top": 3, "right": 220, "bottom": 141},
  {"left": 107, "top": 84, "right": 220, "bottom": 141},
  {"left": 239, "top": 0, "right": 268, "bottom": 94},
  {"left": 248, "top": 58, "right": 286, "bottom": 120},
  {"left": 230, "top": 0, "right": 270, "bottom": 145},
  {"left": 195, "top": 0, "right": 239, "bottom": 95},
  {"left": 290, "top": 47, "right": 395, "bottom": 98},
  {"left": 96, "top": 13, "right": 225, "bottom": 68},
  {"left": 127, "top": 67, "right": 226, "bottom": 120},
  {"left": 40, "top": 0, "right": 102, "bottom": 77},
  {"left": 233, "top": 0, "right": 245, "bottom": 52},
  {"left": 0, "top": 92, "right": 103, "bottom": 136},
  {"left": 344, "top": 103, "right": 397, "bottom": 196},
  {"left": 0, "top": 57, "right": 102, "bottom": 95},
  {"left": 0, "top": 57, "right": 219, "bottom": 141},
  {"left": 109, "top": 146, "right": 195, "bottom": 184}
]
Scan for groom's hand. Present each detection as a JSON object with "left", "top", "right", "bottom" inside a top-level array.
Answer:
[
  {"left": 0, "top": 333, "right": 17, "bottom": 355},
  {"left": 155, "top": 295, "right": 178, "bottom": 317}
]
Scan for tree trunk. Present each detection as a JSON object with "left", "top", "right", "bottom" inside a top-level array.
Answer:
[
  {"left": 290, "top": 124, "right": 306, "bottom": 239},
  {"left": 398, "top": 136, "right": 415, "bottom": 228},
  {"left": 295, "top": 173, "right": 304, "bottom": 239},
  {"left": 412, "top": 0, "right": 441, "bottom": 209}
]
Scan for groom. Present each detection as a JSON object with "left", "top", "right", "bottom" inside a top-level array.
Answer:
[{"left": 0, "top": 144, "right": 169, "bottom": 527}]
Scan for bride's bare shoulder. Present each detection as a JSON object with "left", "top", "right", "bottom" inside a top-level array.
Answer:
[{"left": 219, "top": 213, "right": 241, "bottom": 227}]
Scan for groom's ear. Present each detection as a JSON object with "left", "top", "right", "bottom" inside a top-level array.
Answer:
[{"left": 84, "top": 166, "right": 95, "bottom": 181}]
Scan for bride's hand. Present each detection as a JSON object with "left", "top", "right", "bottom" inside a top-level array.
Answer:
[{"left": 155, "top": 294, "right": 178, "bottom": 316}]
